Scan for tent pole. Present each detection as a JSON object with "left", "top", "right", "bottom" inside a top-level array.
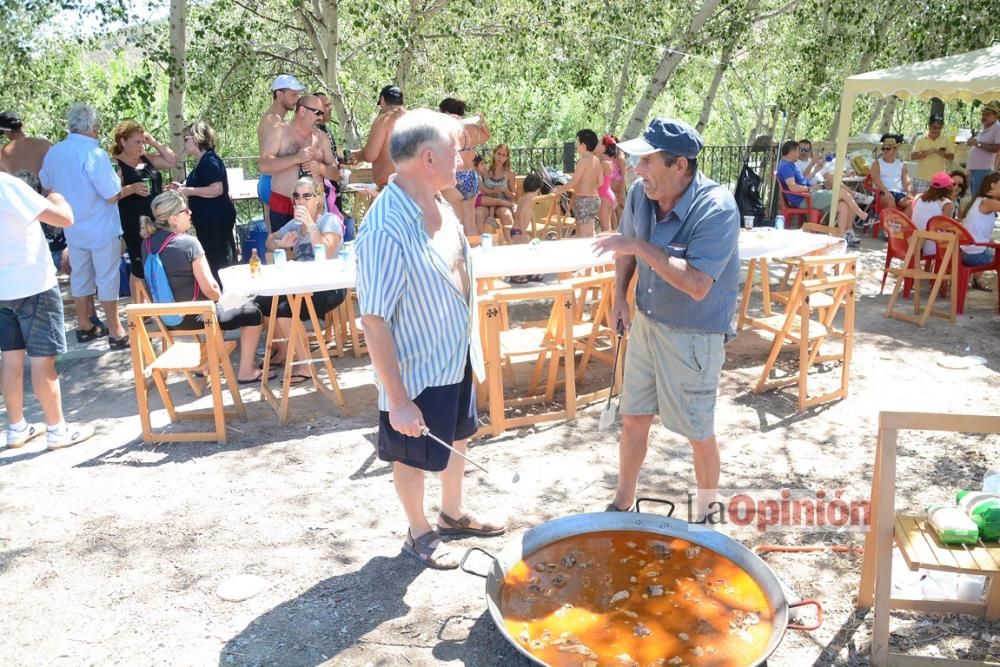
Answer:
[{"left": 830, "top": 87, "right": 858, "bottom": 232}]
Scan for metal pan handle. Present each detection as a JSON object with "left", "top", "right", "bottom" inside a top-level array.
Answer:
[
  {"left": 460, "top": 546, "right": 497, "bottom": 579},
  {"left": 787, "top": 598, "right": 822, "bottom": 631},
  {"left": 635, "top": 497, "right": 675, "bottom": 517}
]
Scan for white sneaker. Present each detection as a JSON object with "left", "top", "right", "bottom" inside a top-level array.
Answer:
[
  {"left": 47, "top": 423, "right": 95, "bottom": 450},
  {"left": 845, "top": 231, "right": 862, "bottom": 247},
  {"left": 3, "top": 423, "right": 46, "bottom": 449}
]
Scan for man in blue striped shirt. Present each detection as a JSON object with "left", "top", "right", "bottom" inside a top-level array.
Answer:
[
  {"left": 595, "top": 118, "right": 740, "bottom": 523},
  {"left": 356, "top": 109, "right": 503, "bottom": 570}
]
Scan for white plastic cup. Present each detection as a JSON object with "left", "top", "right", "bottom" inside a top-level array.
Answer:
[
  {"left": 480, "top": 233, "right": 493, "bottom": 251},
  {"left": 743, "top": 215, "right": 754, "bottom": 230},
  {"left": 313, "top": 243, "right": 327, "bottom": 261},
  {"left": 273, "top": 249, "right": 287, "bottom": 265}
]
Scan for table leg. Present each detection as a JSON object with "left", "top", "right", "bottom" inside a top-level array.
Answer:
[
  {"left": 760, "top": 258, "right": 773, "bottom": 317},
  {"left": 485, "top": 301, "right": 505, "bottom": 436},
  {"left": 737, "top": 258, "right": 757, "bottom": 330},
  {"left": 260, "top": 295, "right": 283, "bottom": 417},
  {"left": 302, "top": 293, "right": 347, "bottom": 410}
]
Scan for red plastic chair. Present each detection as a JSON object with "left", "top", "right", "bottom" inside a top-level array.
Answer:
[
  {"left": 927, "top": 215, "right": 1000, "bottom": 315},
  {"left": 776, "top": 174, "right": 822, "bottom": 229},
  {"left": 862, "top": 174, "right": 887, "bottom": 238},
  {"left": 879, "top": 208, "right": 935, "bottom": 297}
]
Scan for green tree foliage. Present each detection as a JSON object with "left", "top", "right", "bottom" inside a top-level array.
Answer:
[{"left": 1, "top": 0, "right": 996, "bottom": 158}]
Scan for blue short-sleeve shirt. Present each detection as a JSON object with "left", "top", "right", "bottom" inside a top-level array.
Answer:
[
  {"left": 776, "top": 158, "right": 811, "bottom": 207},
  {"left": 619, "top": 172, "right": 740, "bottom": 336}
]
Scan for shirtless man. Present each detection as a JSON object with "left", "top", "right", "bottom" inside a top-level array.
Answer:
[
  {"left": 352, "top": 85, "right": 406, "bottom": 189},
  {"left": 0, "top": 112, "right": 53, "bottom": 175},
  {"left": 257, "top": 75, "right": 305, "bottom": 230},
  {"left": 554, "top": 129, "right": 604, "bottom": 237},
  {"left": 438, "top": 97, "right": 491, "bottom": 236},
  {"left": 259, "top": 94, "right": 337, "bottom": 231}
]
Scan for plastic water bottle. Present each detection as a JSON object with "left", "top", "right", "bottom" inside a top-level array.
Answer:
[
  {"left": 249, "top": 248, "right": 261, "bottom": 277},
  {"left": 774, "top": 214, "right": 785, "bottom": 231},
  {"left": 983, "top": 467, "right": 1000, "bottom": 494}
]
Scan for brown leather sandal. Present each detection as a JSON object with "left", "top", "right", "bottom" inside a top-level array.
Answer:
[
  {"left": 437, "top": 512, "right": 506, "bottom": 537},
  {"left": 402, "top": 529, "right": 459, "bottom": 570}
]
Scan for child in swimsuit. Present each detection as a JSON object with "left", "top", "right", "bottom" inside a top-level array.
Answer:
[
  {"left": 553, "top": 129, "right": 604, "bottom": 237},
  {"left": 509, "top": 173, "right": 545, "bottom": 283}
]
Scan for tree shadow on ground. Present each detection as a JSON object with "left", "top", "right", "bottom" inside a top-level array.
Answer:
[
  {"left": 219, "top": 555, "right": 421, "bottom": 667},
  {"left": 811, "top": 608, "right": 869, "bottom": 665}
]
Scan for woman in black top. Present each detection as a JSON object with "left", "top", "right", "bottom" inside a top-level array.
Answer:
[
  {"left": 110, "top": 120, "right": 178, "bottom": 297},
  {"left": 168, "top": 121, "right": 237, "bottom": 285}
]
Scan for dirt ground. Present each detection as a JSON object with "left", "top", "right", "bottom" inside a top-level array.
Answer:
[{"left": 2, "top": 238, "right": 1000, "bottom": 667}]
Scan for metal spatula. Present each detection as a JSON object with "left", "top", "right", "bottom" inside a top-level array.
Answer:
[
  {"left": 599, "top": 321, "right": 625, "bottom": 431},
  {"left": 422, "top": 427, "right": 520, "bottom": 485}
]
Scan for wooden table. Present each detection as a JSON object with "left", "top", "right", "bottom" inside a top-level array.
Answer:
[
  {"left": 219, "top": 260, "right": 351, "bottom": 424},
  {"left": 736, "top": 228, "right": 847, "bottom": 329}
]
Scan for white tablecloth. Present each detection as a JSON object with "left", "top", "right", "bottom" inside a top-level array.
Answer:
[{"left": 217, "top": 231, "right": 844, "bottom": 308}]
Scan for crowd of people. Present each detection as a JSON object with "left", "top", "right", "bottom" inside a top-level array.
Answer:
[
  {"left": 2, "top": 79, "right": 998, "bottom": 578},
  {"left": 777, "top": 102, "right": 1000, "bottom": 266}
]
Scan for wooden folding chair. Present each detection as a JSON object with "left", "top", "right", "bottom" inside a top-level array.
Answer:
[
  {"left": 562, "top": 271, "right": 618, "bottom": 388},
  {"left": 858, "top": 411, "right": 1000, "bottom": 667},
  {"left": 478, "top": 284, "right": 576, "bottom": 435},
  {"left": 131, "top": 282, "right": 205, "bottom": 396},
  {"left": 530, "top": 193, "right": 576, "bottom": 239},
  {"left": 126, "top": 302, "right": 246, "bottom": 444},
  {"left": 748, "top": 254, "right": 858, "bottom": 411},
  {"left": 321, "top": 289, "right": 367, "bottom": 358},
  {"left": 885, "top": 230, "right": 958, "bottom": 326}
]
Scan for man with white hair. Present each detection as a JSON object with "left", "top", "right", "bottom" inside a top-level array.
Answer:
[
  {"left": 40, "top": 103, "right": 138, "bottom": 349},
  {"left": 356, "top": 108, "right": 503, "bottom": 570}
]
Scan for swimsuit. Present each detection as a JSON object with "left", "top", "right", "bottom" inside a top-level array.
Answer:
[
  {"left": 455, "top": 170, "right": 479, "bottom": 200},
  {"left": 598, "top": 172, "right": 615, "bottom": 203},
  {"left": 483, "top": 173, "right": 510, "bottom": 200},
  {"left": 572, "top": 195, "right": 601, "bottom": 225},
  {"left": 611, "top": 161, "right": 623, "bottom": 187}
]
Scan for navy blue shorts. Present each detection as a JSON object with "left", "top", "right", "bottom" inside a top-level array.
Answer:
[
  {"left": 0, "top": 285, "right": 67, "bottom": 357},
  {"left": 889, "top": 190, "right": 909, "bottom": 204},
  {"left": 377, "top": 358, "right": 477, "bottom": 472}
]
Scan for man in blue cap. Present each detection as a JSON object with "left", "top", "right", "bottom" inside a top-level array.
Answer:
[{"left": 595, "top": 117, "right": 740, "bottom": 522}]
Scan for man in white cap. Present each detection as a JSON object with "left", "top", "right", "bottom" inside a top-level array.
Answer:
[
  {"left": 594, "top": 117, "right": 740, "bottom": 523},
  {"left": 257, "top": 75, "right": 305, "bottom": 229}
]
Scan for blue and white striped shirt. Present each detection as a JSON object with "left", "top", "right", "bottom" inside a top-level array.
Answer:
[{"left": 355, "top": 182, "right": 485, "bottom": 410}]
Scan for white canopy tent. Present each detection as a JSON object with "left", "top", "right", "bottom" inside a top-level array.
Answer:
[{"left": 830, "top": 44, "right": 1000, "bottom": 228}]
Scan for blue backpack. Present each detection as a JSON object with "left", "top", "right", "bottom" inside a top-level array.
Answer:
[{"left": 143, "top": 234, "right": 199, "bottom": 326}]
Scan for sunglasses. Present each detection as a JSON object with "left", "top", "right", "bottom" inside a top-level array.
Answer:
[
  {"left": 882, "top": 146, "right": 895, "bottom": 150},
  {"left": 298, "top": 104, "right": 323, "bottom": 117},
  {"left": 292, "top": 192, "right": 317, "bottom": 199},
  {"left": 799, "top": 147, "right": 811, "bottom": 152}
]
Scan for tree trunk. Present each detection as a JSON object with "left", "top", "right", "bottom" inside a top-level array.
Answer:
[
  {"left": 607, "top": 46, "right": 633, "bottom": 135},
  {"left": 863, "top": 99, "right": 886, "bottom": 133},
  {"left": 695, "top": 51, "right": 729, "bottom": 135},
  {"left": 167, "top": 0, "right": 186, "bottom": 180},
  {"left": 721, "top": 79, "right": 744, "bottom": 144},
  {"left": 622, "top": 0, "right": 722, "bottom": 138},
  {"left": 879, "top": 95, "right": 897, "bottom": 135},
  {"left": 294, "top": 1, "right": 363, "bottom": 147},
  {"left": 395, "top": 0, "right": 452, "bottom": 93}
]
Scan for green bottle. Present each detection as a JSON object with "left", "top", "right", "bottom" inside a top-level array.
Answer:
[{"left": 956, "top": 491, "right": 1000, "bottom": 541}]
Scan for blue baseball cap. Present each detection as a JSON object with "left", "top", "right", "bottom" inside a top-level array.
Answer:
[{"left": 617, "top": 118, "right": 704, "bottom": 158}]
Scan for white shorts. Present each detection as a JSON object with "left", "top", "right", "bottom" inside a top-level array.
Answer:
[{"left": 68, "top": 239, "right": 122, "bottom": 302}]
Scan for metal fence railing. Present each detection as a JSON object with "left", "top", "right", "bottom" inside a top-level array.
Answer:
[{"left": 212, "top": 143, "right": 780, "bottom": 204}]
